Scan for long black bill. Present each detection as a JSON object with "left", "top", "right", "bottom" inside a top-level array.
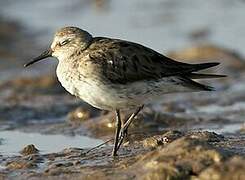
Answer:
[{"left": 24, "top": 49, "right": 53, "bottom": 67}]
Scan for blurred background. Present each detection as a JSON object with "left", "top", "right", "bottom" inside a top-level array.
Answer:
[
  {"left": 0, "top": 0, "right": 245, "bottom": 159},
  {"left": 1, "top": 0, "right": 245, "bottom": 78}
]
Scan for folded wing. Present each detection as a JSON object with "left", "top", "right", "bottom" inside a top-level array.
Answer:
[{"left": 88, "top": 38, "right": 225, "bottom": 85}]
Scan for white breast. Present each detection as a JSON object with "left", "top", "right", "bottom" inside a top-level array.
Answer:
[
  {"left": 56, "top": 61, "right": 194, "bottom": 110},
  {"left": 56, "top": 61, "right": 119, "bottom": 110}
]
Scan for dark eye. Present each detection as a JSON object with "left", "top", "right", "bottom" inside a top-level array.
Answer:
[{"left": 60, "top": 39, "right": 70, "bottom": 46}]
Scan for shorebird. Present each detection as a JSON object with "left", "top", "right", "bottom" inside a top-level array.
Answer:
[{"left": 25, "top": 27, "right": 225, "bottom": 156}]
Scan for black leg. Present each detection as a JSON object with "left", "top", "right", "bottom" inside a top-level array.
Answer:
[
  {"left": 85, "top": 138, "right": 113, "bottom": 154},
  {"left": 112, "top": 109, "right": 121, "bottom": 156},
  {"left": 117, "top": 105, "right": 144, "bottom": 150}
]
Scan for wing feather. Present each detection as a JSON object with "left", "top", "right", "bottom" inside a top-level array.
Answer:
[{"left": 87, "top": 37, "right": 221, "bottom": 84}]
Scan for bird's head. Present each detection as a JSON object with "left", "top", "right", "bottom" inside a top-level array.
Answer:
[{"left": 24, "top": 26, "right": 93, "bottom": 67}]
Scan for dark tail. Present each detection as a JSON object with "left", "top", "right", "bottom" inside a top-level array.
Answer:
[
  {"left": 190, "top": 62, "right": 220, "bottom": 72},
  {"left": 181, "top": 62, "right": 225, "bottom": 91},
  {"left": 180, "top": 77, "right": 215, "bottom": 91},
  {"left": 187, "top": 73, "right": 227, "bottom": 79}
]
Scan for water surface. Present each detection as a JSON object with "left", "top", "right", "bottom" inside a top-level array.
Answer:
[{"left": 0, "top": 130, "right": 103, "bottom": 156}]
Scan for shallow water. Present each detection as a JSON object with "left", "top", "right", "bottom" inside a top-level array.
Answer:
[
  {"left": 0, "top": 123, "right": 241, "bottom": 156},
  {"left": 0, "top": 130, "right": 103, "bottom": 156}
]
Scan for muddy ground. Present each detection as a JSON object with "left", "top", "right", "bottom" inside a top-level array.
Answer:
[{"left": 0, "top": 16, "right": 245, "bottom": 180}]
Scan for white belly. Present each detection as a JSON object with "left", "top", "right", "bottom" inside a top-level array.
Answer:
[{"left": 56, "top": 65, "right": 194, "bottom": 110}]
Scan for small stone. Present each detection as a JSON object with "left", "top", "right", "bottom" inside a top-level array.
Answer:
[{"left": 20, "top": 144, "right": 39, "bottom": 156}]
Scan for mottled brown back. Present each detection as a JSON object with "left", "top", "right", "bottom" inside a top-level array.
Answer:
[{"left": 86, "top": 37, "right": 219, "bottom": 84}]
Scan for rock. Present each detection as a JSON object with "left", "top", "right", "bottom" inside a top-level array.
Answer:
[
  {"left": 133, "top": 135, "right": 225, "bottom": 179},
  {"left": 6, "top": 160, "right": 37, "bottom": 170},
  {"left": 196, "top": 156, "right": 245, "bottom": 180},
  {"left": 143, "top": 130, "right": 183, "bottom": 148},
  {"left": 187, "top": 131, "right": 224, "bottom": 142},
  {"left": 20, "top": 144, "right": 39, "bottom": 156}
]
